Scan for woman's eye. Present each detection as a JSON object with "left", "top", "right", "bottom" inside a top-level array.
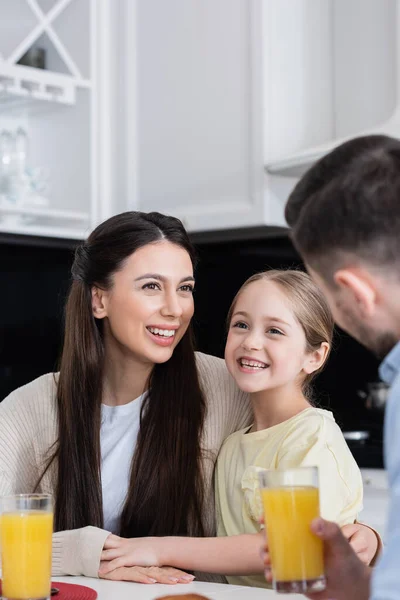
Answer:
[
  {"left": 268, "top": 327, "right": 283, "bottom": 335},
  {"left": 233, "top": 321, "right": 248, "bottom": 330},
  {"left": 142, "top": 282, "right": 161, "bottom": 291},
  {"left": 179, "top": 284, "right": 194, "bottom": 293}
]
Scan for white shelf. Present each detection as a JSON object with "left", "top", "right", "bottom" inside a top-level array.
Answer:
[
  {"left": 0, "top": 221, "right": 88, "bottom": 239},
  {"left": 0, "top": 61, "right": 92, "bottom": 111},
  {"left": 0, "top": 201, "right": 90, "bottom": 239},
  {"left": 0, "top": 203, "right": 89, "bottom": 221}
]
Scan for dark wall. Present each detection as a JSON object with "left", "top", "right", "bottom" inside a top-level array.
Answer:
[{"left": 0, "top": 237, "right": 74, "bottom": 399}]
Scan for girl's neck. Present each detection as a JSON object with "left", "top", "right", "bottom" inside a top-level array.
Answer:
[
  {"left": 250, "top": 385, "right": 310, "bottom": 431},
  {"left": 102, "top": 333, "right": 153, "bottom": 407}
]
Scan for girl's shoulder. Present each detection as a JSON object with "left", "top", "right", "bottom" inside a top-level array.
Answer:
[{"left": 279, "top": 407, "right": 348, "bottom": 454}]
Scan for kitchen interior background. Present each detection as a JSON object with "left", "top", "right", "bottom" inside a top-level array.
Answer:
[{"left": 0, "top": 0, "right": 395, "bottom": 471}]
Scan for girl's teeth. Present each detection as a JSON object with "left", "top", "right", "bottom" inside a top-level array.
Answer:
[{"left": 240, "top": 359, "right": 267, "bottom": 369}]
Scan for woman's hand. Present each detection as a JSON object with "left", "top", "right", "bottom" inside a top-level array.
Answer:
[
  {"left": 99, "top": 534, "right": 195, "bottom": 583},
  {"left": 99, "top": 564, "right": 195, "bottom": 584}
]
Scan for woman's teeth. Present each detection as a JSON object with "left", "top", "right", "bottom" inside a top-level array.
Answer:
[
  {"left": 239, "top": 359, "right": 268, "bottom": 369},
  {"left": 147, "top": 327, "right": 176, "bottom": 338}
]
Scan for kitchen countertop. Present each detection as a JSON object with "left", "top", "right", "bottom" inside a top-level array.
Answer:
[{"left": 54, "top": 576, "right": 299, "bottom": 599}]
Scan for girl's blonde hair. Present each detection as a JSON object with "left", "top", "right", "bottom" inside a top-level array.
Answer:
[{"left": 227, "top": 269, "right": 334, "bottom": 396}]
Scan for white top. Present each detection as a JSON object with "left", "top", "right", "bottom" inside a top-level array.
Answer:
[{"left": 101, "top": 394, "right": 144, "bottom": 533}]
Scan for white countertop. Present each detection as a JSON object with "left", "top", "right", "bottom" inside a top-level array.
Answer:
[{"left": 54, "top": 576, "right": 299, "bottom": 599}]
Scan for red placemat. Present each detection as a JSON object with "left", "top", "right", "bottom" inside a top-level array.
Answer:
[{"left": 0, "top": 580, "right": 98, "bottom": 600}]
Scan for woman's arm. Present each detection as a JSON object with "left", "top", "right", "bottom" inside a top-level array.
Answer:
[
  {"left": 99, "top": 532, "right": 265, "bottom": 576},
  {"left": 52, "top": 527, "right": 111, "bottom": 576}
]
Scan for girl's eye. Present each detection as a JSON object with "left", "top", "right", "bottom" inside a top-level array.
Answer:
[
  {"left": 142, "top": 282, "right": 161, "bottom": 291},
  {"left": 233, "top": 321, "right": 248, "bottom": 330},
  {"left": 268, "top": 327, "right": 283, "bottom": 335},
  {"left": 179, "top": 284, "right": 194, "bottom": 293}
]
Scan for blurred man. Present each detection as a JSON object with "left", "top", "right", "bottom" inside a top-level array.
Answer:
[{"left": 284, "top": 135, "right": 400, "bottom": 600}]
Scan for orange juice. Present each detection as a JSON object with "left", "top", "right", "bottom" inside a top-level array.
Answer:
[
  {"left": 0, "top": 511, "right": 53, "bottom": 599},
  {"left": 261, "top": 486, "right": 324, "bottom": 585}
]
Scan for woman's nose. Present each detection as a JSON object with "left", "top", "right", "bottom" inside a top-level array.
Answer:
[{"left": 160, "top": 293, "right": 183, "bottom": 318}]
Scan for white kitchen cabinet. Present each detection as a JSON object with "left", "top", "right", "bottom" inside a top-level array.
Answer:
[
  {"left": 360, "top": 469, "right": 389, "bottom": 543},
  {"left": 115, "top": 0, "right": 285, "bottom": 233},
  {"left": 0, "top": 0, "right": 115, "bottom": 239},
  {"left": 265, "top": 0, "right": 400, "bottom": 179}
]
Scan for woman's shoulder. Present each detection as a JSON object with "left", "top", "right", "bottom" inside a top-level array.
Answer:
[
  {"left": 195, "top": 351, "right": 227, "bottom": 375},
  {"left": 195, "top": 351, "right": 252, "bottom": 435},
  {"left": 0, "top": 373, "right": 58, "bottom": 418}
]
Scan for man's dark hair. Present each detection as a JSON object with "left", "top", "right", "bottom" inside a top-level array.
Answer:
[{"left": 285, "top": 134, "right": 400, "bottom": 279}]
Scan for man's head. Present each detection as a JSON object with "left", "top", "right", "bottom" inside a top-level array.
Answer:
[{"left": 285, "top": 134, "right": 400, "bottom": 357}]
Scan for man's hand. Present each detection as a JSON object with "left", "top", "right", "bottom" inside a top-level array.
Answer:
[{"left": 304, "top": 518, "right": 371, "bottom": 600}]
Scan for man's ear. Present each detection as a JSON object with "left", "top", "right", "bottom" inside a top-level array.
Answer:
[
  {"left": 333, "top": 268, "right": 377, "bottom": 318},
  {"left": 91, "top": 286, "right": 108, "bottom": 319}
]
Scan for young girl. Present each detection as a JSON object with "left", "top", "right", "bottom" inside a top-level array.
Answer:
[{"left": 99, "top": 269, "right": 372, "bottom": 586}]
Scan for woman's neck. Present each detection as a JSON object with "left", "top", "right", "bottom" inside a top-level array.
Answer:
[
  {"left": 250, "top": 385, "right": 310, "bottom": 431},
  {"left": 102, "top": 335, "right": 153, "bottom": 406}
]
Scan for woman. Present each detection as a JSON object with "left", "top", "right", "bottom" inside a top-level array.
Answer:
[{"left": 0, "top": 212, "right": 378, "bottom": 584}]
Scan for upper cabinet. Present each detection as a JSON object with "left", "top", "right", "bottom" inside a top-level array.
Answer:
[
  {"left": 265, "top": 0, "right": 400, "bottom": 177},
  {"left": 4, "top": 1, "right": 398, "bottom": 238},
  {"left": 0, "top": 0, "right": 114, "bottom": 239},
  {"left": 118, "top": 0, "right": 278, "bottom": 232}
]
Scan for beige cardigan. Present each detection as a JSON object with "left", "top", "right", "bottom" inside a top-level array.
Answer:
[{"left": 0, "top": 352, "right": 251, "bottom": 578}]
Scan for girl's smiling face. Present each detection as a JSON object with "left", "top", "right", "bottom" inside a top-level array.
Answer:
[{"left": 225, "top": 279, "right": 322, "bottom": 395}]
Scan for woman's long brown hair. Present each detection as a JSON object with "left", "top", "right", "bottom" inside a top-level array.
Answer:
[{"left": 50, "top": 211, "right": 206, "bottom": 537}]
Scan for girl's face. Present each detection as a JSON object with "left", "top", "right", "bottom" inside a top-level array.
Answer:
[
  {"left": 92, "top": 240, "right": 195, "bottom": 367},
  {"left": 225, "top": 279, "right": 323, "bottom": 394}
]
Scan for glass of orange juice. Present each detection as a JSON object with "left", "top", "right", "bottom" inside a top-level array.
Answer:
[
  {"left": 0, "top": 494, "right": 53, "bottom": 600},
  {"left": 259, "top": 467, "right": 326, "bottom": 594}
]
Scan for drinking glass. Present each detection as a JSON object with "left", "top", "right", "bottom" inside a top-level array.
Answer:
[
  {"left": 259, "top": 467, "right": 326, "bottom": 594},
  {"left": 0, "top": 494, "right": 53, "bottom": 600}
]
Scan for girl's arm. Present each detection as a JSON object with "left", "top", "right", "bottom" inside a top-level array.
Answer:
[{"left": 99, "top": 532, "right": 265, "bottom": 576}]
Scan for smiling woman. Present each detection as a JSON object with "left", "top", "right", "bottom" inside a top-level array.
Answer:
[{"left": 0, "top": 211, "right": 251, "bottom": 583}]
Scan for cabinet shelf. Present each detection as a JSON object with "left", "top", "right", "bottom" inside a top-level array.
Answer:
[
  {"left": 266, "top": 110, "right": 400, "bottom": 178},
  {"left": 0, "top": 202, "right": 90, "bottom": 240},
  {"left": 0, "top": 61, "right": 91, "bottom": 111},
  {"left": 0, "top": 221, "right": 87, "bottom": 239}
]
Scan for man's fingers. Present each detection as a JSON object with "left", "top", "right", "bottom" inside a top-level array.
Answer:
[{"left": 311, "top": 518, "right": 349, "bottom": 547}]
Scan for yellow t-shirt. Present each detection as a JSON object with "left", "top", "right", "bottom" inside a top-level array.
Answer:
[{"left": 215, "top": 407, "right": 363, "bottom": 588}]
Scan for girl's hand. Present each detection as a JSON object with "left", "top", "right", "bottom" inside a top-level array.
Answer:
[
  {"left": 99, "top": 564, "right": 195, "bottom": 584},
  {"left": 341, "top": 523, "right": 379, "bottom": 565},
  {"left": 99, "top": 534, "right": 195, "bottom": 583}
]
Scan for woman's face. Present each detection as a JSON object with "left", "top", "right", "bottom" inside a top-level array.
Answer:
[{"left": 92, "top": 241, "right": 195, "bottom": 366}]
